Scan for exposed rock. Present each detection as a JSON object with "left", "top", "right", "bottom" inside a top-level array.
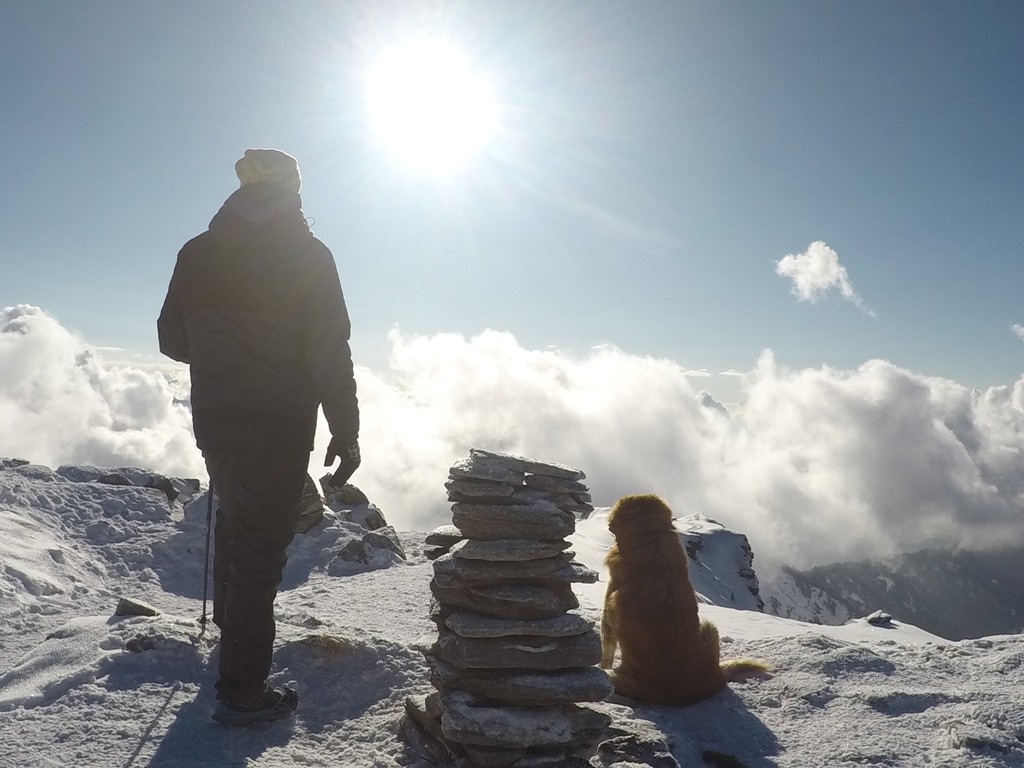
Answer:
[
  {"left": 523, "top": 474, "right": 589, "bottom": 494},
  {"left": 449, "top": 538, "right": 571, "bottom": 562},
  {"left": 675, "top": 516, "right": 764, "bottom": 612},
  {"left": 427, "top": 525, "right": 466, "bottom": 546},
  {"left": 294, "top": 474, "right": 325, "bottom": 534},
  {"left": 866, "top": 610, "right": 894, "bottom": 627},
  {"left": 441, "top": 691, "right": 610, "bottom": 749},
  {"left": 451, "top": 458, "right": 526, "bottom": 486},
  {"left": 446, "top": 476, "right": 518, "bottom": 499},
  {"left": 405, "top": 694, "right": 593, "bottom": 768},
  {"left": 0, "top": 457, "right": 30, "bottom": 469},
  {"left": 425, "top": 524, "right": 465, "bottom": 560},
  {"left": 445, "top": 611, "right": 592, "bottom": 639},
  {"left": 56, "top": 464, "right": 182, "bottom": 501},
  {"left": 367, "top": 527, "right": 406, "bottom": 556},
  {"left": 431, "top": 659, "right": 614, "bottom": 706},
  {"left": 318, "top": 475, "right": 370, "bottom": 506},
  {"left": 431, "top": 627, "right": 603, "bottom": 670},
  {"left": 468, "top": 449, "right": 586, "bottom": 481},
  {"left": 405, "top": 692, "right": 448, "bottom": 744},
  {"left": 431, "top": 582, "right": 580, "bottom": 621},
  {"left": 114, "top": 597, "right": 159, "bottom": 617},
  {"left": 598, "top": 734, "right": 681, "bottom": 768},
  {"left": 327, "top": 525, "right": 405, "bottom": 575},
  {"left": 169, "top": 477, "right": 202, "bottom": 503},
  {"left": 433, "top": 552, "right": 597, "bottom": 589},
  {"left": 97, "top": 472, "right": 134, "bottom": 487},
  {"left": 596, "top": 706, "right": 682, "bottom": 768},
  {"left": 329, "top": 502, "right": 388, "bottom": 531},
  {"left": 452, "top": 502, "right": 575, "bottom": 541}
]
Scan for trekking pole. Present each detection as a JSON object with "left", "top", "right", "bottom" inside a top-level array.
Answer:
[{"left": 199, "top": 481, "right": 214, "bottom": 635}]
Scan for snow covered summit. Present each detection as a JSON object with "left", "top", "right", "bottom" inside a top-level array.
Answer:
[{"left": 1, "top": 460, "right": 1022, "bottom": 767}]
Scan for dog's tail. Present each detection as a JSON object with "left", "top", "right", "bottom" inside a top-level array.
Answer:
[{"left": 720, "top": 658, "right": 773, "bottom": 682}]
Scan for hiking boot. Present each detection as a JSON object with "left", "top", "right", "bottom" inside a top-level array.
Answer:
[{"left": 212, "top": 686, "right": 298, "bottom": 726}]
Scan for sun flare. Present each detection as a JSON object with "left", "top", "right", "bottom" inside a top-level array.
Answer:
[{"left": 365, "top": 38, "right": 498, "bottom": 175}]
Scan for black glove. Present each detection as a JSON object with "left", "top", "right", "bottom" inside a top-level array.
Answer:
[{"left": 325, "top": 438, "right": 361, "bottom": 488}]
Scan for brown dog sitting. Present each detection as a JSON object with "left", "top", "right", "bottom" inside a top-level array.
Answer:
[{"left": 600, "top": 494, "right": 769, "bottom": 706}]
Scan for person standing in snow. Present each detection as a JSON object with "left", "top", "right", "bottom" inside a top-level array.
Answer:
[{"left": 158, "top": 149, "right": 360, "bottom": 726}]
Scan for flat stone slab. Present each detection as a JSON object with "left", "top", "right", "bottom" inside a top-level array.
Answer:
[
  {"left": 431, "top": 658, "right": 613, "bottom": 705},
  {"left": 452, "top": 502, "right": 575, "bottom": 541},
  {"left": 446, "top": 476, "right": 517, "bottom": 499},
  {"left": 450, "top": 458, "right": 526, "bottom": 486},
  {"left": 449, "top": 538, "right": 571, "bottom": 562},
  {"left": 425, "top": 525, "right": 464, "bottom": 546},
  {"left": 441, "top": 691, "right": 610, "bottom": 749},
  {"left": 115, "top": 597, "right": 159, "bottom": 617},
  {"left": 469, "top": 449, "right": 586, "bottom": 481},
  {"left": 431, "top": 582, "right": 579, "bottom": 620},
  {"left": 431, "top": 628, "right": 603, "bottom": 670},
  {"left": 510, "top": 488, "right": 576, "bottom": 506},
  {"left": 433, "top": 553, "right": 598, "bottom": 589},
  {"left": 445, "top": 611, "right": 593, "bottom": 639},
  {"left": 524, "top": 474, "right": 590, "bottom": 494}
]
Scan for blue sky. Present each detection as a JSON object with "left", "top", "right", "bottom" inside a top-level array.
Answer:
[{"left": 2, "top": 0, "right": 1023, "bottom": 392}]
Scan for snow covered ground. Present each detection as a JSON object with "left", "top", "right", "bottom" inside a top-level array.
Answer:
[{"left": 1, "top": 462, "right": 1022, "bottom": 767}]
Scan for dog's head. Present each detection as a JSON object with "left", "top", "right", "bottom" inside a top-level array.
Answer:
[{"left": 607, "top": 494, "right": 675, "bottom": 537}]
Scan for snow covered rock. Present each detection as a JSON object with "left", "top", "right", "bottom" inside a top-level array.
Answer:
[
  {"left": 55, "top": 463, "right": 191, "bottom": 502},
  {"left": 676, "top": 514, "right": 765, "bottom": 612}
]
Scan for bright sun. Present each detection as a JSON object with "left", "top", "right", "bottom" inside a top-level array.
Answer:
[{"left": 365, "top": 38, "right": 498, "bottom": 175}]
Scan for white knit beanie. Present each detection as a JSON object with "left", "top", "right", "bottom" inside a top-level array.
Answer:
[{"left": 234, "top": 148, "right": 301, "bottom": 194}]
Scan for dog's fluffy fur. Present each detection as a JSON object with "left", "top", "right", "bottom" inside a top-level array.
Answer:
[{"left": 600, "top": 494, "right": 769, "bottom": 706}]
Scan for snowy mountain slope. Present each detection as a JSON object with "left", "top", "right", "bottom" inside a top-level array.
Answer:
[
  {"left": 1, "top": 461, "right": 1022, "bottom": 767},
  {"left": 760, "top": 547, "right": 1024, "bottom": 640}
]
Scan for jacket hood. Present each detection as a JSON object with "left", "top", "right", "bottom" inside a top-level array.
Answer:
[{"left": 209, "top": 183, "right": 306, "bottom": 234}]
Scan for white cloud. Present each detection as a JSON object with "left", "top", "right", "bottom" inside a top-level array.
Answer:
[
  {"left": 775, "top": 241, "right": 874, "bottom": 316},
  {"left": 1011, "top": 323, "right": 1024, "bottom": 342},
  {"left": 0, "top": 305, "right": 201, "bottom": 478},
  {"left": 5, "top": 307, "right": 1024, "bottom": 569},
  {"left": 345, "top": 331, "right": 1024, "bottom": 568}
]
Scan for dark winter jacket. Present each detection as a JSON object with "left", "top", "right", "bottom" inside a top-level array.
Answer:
[{"left": 157, "top": 183, "right": 359, "bottom": 452}]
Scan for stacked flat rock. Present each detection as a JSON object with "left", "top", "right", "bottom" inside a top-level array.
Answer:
[{"left": 409, "top": 449, "right": 612, "bottom": 768}]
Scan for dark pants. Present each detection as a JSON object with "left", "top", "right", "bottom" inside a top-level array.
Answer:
[{"left": 204, "top": 446, "right": 308, "bottom": 704}]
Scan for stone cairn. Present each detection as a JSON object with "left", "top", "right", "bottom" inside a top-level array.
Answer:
[{"left": 406, "top": 449, "right": 613, "bottom": 768}]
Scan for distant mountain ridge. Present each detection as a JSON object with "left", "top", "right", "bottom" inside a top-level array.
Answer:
[{"left": 760, "top": 546, "right": 1024, "bottom": 641}]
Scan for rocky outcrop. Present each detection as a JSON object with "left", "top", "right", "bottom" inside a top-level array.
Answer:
[
  {"left": 55, "top": 464, "right": 197, "bottom": 502},
  {"left": 675, "top": 514, "right": 765, "bottom": 612},
  {"left": 408, "top": 449, "right": 612, "bottom": 767}
]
